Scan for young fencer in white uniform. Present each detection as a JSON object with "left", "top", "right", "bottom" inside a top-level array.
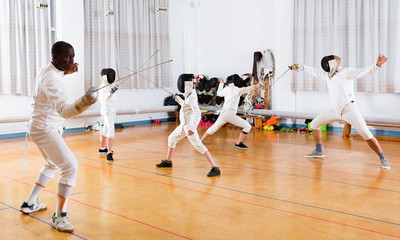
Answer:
[
  {"left": 290, "top": 54, "right": 390, "bottom": 169},
  {"left": 201, "top": 74, "right": 262, "bottom": 149},
  {"left": 156, "top": 74, "right": 221, "bottom": 177},
  {"left": 98, "top": 68, "right": 118, "bottom": 161},
  {"left": 20, "top": 41, "right": 98, "bottom": 232}
]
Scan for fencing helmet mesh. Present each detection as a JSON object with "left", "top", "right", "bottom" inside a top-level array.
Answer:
[
  {"left": 241, "top": 76, "right": 250, "bottom": 88},
  {"left": 203, "top": 95, "right": 212, "bottom": 105},
  {"left": 321, "top": 55, "right": 335, "bottom": 72},
  {"left": 204, "top": 81, "right": 211, "bottom": 92},
  {"left": 321, "top": 55, "right": 339, "bottom": 78},
  {"left": 197, "top": 80, "right": 205, "bottom": 92},
  {"left": 198, "top": 94, "right": 205, "bottom": 104},
  {"left": 177, "top": 73, "right": 195, "bottom": 93},
  {"left": 101, "top": 68, "right": 116, "bottom": 84},
  {"left": 215, "top": 96, "right": 224, "bottom": 107},
  {"left": 209, "top": 78, "right": 218, "bottom": 90}
]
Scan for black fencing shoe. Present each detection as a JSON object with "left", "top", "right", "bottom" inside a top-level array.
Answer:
[
  {"left": 235, "top": 142, "right": 248, "bottom": 149},
  {"left": 99, "top": 148, "right": 108, "bottom": 154},
  {"left": 207, "top": 167, "right": 221, "bottom": 177},
  {"left": 156, "top": 159, "right": 172, "bottom": 167},
  {"left": 107, "top": 151, "right": 114, "bottom": 161}
]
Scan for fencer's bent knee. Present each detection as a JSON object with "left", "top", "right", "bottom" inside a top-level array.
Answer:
[
  {"left": 310, "top": 120, "right": 321, "bottom": 130},
  {"left": 39, "top": 165, "right": 58, "bottom": 179},
  {"left": 359, "top": 129, "right": 373, "bottom": 140},
  {"left": 243, "top": 122, "right": 251, "bottom": 133},
  {"left": 62, "top": 159, "right": 78, "bottom": 176},
  {"left": 189, "top": 138, "right": 208, "bottom": 154},
  {"left": 59, "top": 159, "right": 78, "bottom": 186},
  {"left": 206, "top": 124, "right": 220, "bottom": 135},
  {"left": 168, "top": 136, "right": 177, "bottom": 148}
]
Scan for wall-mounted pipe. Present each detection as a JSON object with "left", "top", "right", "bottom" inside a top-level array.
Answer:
[
  {"left": 0, "top": 106, "right": 178, "bottom": 124},
  {"left": 199, "top": 105, "right": 400, "bottom": 125}
]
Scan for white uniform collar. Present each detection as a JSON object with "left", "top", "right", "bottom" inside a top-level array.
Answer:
[{"left": 49, "top": 62, "right": 65, "bottom": 76}]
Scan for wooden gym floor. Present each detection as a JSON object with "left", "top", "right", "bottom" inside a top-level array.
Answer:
[{"left": 0, "top": 122, "right": 399, "bottom": 240}]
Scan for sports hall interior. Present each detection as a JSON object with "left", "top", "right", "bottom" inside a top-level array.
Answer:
[{"left": 1, "top": 0, "right": 399, "bottom": 239}]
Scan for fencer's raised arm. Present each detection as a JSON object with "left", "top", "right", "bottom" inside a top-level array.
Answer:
[
  {"left": 236, "top": 83, "right": 262, "bottom": 96},
  {"left": 43, "top": 76, "right": 97, "bottom": 119},
  {"left": 376, "top": 54, "right": 388, "bottom": 67},
  {"left": 341, "top": 54, "right": 386, "bottom": 80},
  {"left": 341, "top": 65, "right": 380, "bottom": 80},
  {"left": 301, "top": 65, "right": 327, "bottom": 81},
  {"left": 216, "top": 78, "right": 225, "bottom": 97}
]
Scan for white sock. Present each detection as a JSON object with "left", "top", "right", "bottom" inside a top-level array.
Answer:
[
  {"left": 27, "top": 173, "right": 50, "bottom": 204},
  {"left": 56, "top": 183, "right": 72, "bottom": 216}
]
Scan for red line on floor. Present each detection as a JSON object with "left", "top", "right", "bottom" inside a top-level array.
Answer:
[
  {"left": 77, "top": 162, "right": 400, "bottom": 239},
  {"left": 0, "top": 174, "right": 192, "bottom": 240}
]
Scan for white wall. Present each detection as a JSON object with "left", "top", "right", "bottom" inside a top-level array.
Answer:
[
  {"left": 195, "top": 0, "right": 297, "bottom": 113},
  {"left": 183, "top": 0, "right": 400, "bottom": 124}
]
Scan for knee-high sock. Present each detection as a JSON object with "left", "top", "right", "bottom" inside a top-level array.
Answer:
[
  {"left": 27, "top": 173, "right": 50, "bottom": 204},
  {"left": 56, "top": 183, "right": 72, "bottom": 216}
]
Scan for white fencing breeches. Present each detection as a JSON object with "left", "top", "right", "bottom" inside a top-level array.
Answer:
[
  {"left": 168, "top": 126, "right": 208, "bottom": 154},
  {"left": 100, "top": 110, "right": 116, "bottom": 138},
  {"left": 310, "top": 103, "right": 373, "bottom": 140},
  {"left": 29, "top": 127, "right": 78, "bottom": 186},
  {"left": 206, "top": 109, "right": 252, "bottom": 135}
]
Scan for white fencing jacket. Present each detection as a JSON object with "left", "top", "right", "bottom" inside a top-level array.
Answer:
[
  {"left": 303, "top": 64, "right": 379, "bottom": 116},
  {"left": 98, "top": 83, "right": 117, "bottom": 113},
  {"left": 30, "top": 62, "right": 79, "bottom": 133},
  {"left": 175, "top": 89, "right": 201, "bottom": 133},
  {"left": 217, "top": 83, "right": 258, "bottom": 112}
]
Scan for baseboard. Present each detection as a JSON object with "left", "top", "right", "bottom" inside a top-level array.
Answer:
[{"left": 276, "top": 124, "right": 400, "bottom": 138}]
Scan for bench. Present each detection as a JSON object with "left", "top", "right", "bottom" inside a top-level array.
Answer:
[
  {"left": 237, "top": 115, "right": 264, "bottom": 129},
  {"left": 342, "top": 122, "right": 400, "bottom": 141}
]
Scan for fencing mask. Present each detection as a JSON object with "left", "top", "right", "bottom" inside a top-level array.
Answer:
[
  {"left": 177, "top": 73, "right": 195, "bottom": 97},
  {"left": 209, "top": 78, "right": 218, "bottom": 90},
  {"left": 101, "top": 68, "right": 116, "bottom": 84},
  {"left": 215, "top": 96, "right": 224, "bottom": 107},
  {"left": 321, "top": 55, "right": 337, "bottom": 78}
]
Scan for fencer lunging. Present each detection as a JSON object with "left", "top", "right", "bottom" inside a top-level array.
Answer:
[
  {"left": 20, "top": 41, "right": 98, "bottom": 232},
  {"left": 201, "top": 74, "right": 262, "bottom": 149},
  {"left": 98, "top": 68, "right": 118, "bottom": 161},
  {"left": 290, "top": 54, "right": 390, "bottom": 169},
  {"left": 156, "top": 74, "right": 221, "bottom": 177}
]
